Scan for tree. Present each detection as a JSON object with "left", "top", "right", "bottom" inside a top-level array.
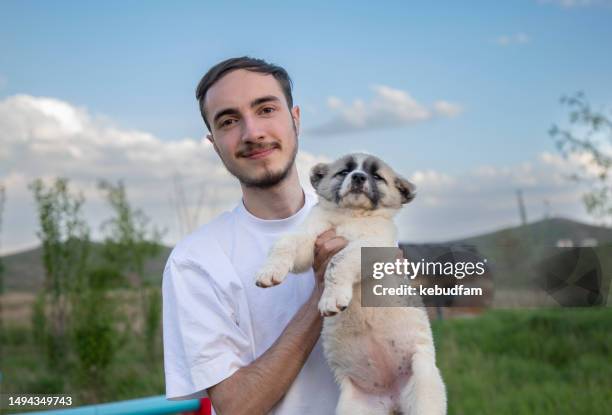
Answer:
[
  {"left": 71, "top": 265, "right": 123, "bottom": 402},
  {"left": 98, "top": 180, "right": 164, "bottom": 362},
  {"left": 0, "top": 183, "right": 5, "bottom": 294},
  {"left": 29, "top": 178, "right": 90, "bottom": 367},
  {"left": 0, "top": 184, "right": 5, "bottom": 333},
  {"left": 549, "top": 92, "right": 612, "bottom": 222}
]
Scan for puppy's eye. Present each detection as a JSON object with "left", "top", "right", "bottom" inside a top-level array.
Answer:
[
  {"left": 336, "top": 169, "right": 350, "bottom": 177},
  {"left": 372, "top": 173, "right": 385, "bottom": 182}
]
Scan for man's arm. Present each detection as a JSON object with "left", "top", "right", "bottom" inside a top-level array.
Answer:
[{"left": 207, "top": 230, "right": 346, "bottom": 415}]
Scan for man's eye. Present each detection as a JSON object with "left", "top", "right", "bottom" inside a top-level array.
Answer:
[
  {"left": 260, "top": 107, "right": 275, "bottom": 114},
  {"left": 220, "top": 119, "right": 236, "bottom": 128}
]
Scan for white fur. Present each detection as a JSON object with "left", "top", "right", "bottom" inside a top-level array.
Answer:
[{"left": 255, "top": 154, "right": 447, "bottom": 414}]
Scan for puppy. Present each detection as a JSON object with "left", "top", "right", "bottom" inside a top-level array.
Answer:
[{"left": 256, "top": 153, "right": 446, "bottom": 415}]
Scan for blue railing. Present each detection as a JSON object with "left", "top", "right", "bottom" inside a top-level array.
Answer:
[{"left": 18, "top": 395, "right": 210, "bottom": 415}]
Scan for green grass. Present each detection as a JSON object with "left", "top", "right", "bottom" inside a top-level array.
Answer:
[
  {"left": 432, "top": 308, "right": 612, "bottom": 415},
  {"left": 1, "top": 308, "right": 611, "bottom": 414},
  {"left": 0, "top": 324, "right": 165, "bottom": 412}
]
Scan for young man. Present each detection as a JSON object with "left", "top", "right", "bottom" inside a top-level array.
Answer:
[{"left": 162, "top": 57, "right": 346, "bottom": 414}]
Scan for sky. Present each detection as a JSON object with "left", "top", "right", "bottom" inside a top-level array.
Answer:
[{"left": 1, "top": 0, "right": 611, "bottom": 254}]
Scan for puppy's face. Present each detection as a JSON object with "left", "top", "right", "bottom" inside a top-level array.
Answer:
[{"left": 310, "top": 153, "right": 416, "bottom": 210}]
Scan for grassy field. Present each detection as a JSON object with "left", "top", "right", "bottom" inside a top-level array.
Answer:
[
  {"left": 432, "top": 308, "right": 612, "bottom": 415},
  {"left": 1, "top": 307, "right": 611, "bottom": 414},
  {"left": 0, "top": 323, "right": 165, "bottom": 412}
]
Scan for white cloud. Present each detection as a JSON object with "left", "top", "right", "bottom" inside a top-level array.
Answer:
[
  {"left": 307, "top": 85, "right": 462, "bottom": 136},
  {"left": 538, "top": 0, "right": 612, "bottom": 8},
  {"left": 495, "top": 33, "right": 531, "bottom": 46},
  {"left": 433, "top": 101, "right": 463, "bottom": 118},
  {"left": 410, "top": 170, "right": 456, "bottom": 189},
  {"left": 0, "top": 95, "right": 328, "bottom": 254},
  {"left": 395, "top": 152, "right": 595, "bottom": 243},
  {"left": 0, "top": 94, "right": 602, "bottom": 253},
  {"left": 539, "top": 150, "right": 609, "bottom": 179}
]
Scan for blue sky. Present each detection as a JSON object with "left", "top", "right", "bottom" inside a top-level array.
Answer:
[
  {"left": 1, "top": 0, "right": 611, "bottom": 252},
  {"left": 2, "top": 0, "right": 611, "bottom": 166}
]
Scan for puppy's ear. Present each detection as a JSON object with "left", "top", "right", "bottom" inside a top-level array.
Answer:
[
  {"left": 310, "top": 163, "right": 329, "bottom": 189},
  {"left": 395, "top": 176, "right": 417, "bottom": 204}
]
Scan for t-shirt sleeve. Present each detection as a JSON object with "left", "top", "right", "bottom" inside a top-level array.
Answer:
[{"left": 163, "top": 254, "right": 252, "bottom": 400}]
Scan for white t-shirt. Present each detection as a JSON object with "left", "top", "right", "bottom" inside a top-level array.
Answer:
[{"left": 162, "top": 192, "right": 339, "bottom": 414}]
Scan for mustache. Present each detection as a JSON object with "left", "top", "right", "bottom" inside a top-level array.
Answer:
[{"left": 236, "top": 142, "right": 281, "bottom": 158}]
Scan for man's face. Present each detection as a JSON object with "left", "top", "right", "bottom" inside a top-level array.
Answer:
[{"left": 205, "top": 69, "right": 300, "bottom": 188}]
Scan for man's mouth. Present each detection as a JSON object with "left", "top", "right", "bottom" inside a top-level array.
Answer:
[{"left": 240, "top": 145, "right": 279, "bottom": 159}]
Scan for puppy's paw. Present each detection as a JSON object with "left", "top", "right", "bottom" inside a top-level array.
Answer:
[
  {"left": 318, "top": 288, "right": 352, "bottom": 317},
  {"left": 255, "top": 263, "right": 290, "bottom": 288},
  {"left": 318, "top": 295, "right": 339, "bottom": 317}
]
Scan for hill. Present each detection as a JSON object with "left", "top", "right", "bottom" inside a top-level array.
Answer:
[
  {"left": 2, "top": 217, "right": 611, "bottom": 293},
  {"left": 452, "top": 217, "right": 612, "bottom": 248},
  {"left": 1, "top": 243, "right": 172, "bottom": 293},
  {"left": 399, "top": 217, "right": 612, "bottom": 308}
]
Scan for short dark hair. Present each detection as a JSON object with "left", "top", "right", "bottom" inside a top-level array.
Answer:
[{"left": 195, "top": 56, "right": 294, "bottom": 132}]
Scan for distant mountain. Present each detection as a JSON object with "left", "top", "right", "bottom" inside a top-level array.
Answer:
[
  {"left": 2, "top": 217, "right": 611, "bottom": 293},
  {"left": 400, "top": 217, "right": 612, "bottom": 290},
  {"left": 1, "top": 243, "right": 172, "bottom": 293},
  {"left": 451, "top": 217, "right": 612, "bottom": 248}
]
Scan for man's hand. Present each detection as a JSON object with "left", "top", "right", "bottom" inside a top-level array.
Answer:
[
  {"left": 207, "top": 229, "right": 347, "bottom": 415},
  {"left": 312, "top": 229, "right": 348, "bottom": 291}
]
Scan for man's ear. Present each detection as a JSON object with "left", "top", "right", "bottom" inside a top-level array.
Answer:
[
  {"left": 395, "top": 176, "right": 417, "bottom": 204},
  {"left": 206, "top": 133, "right": 219, "bottom": 155},
  {"left": 310, "top": 163, "right": 328, "bottom": 189},
  {"left": 291, "top": 105, "right": 301, "bottom": 136}
]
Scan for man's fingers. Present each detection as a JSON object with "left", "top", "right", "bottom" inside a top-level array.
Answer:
[
  {"left": 314, "top": 236, "right": 347, "bottom": 265},
  {"left": 318, "top": 258, "right": 332, "bottom": 276},
  {"left": 314, "top": 229, "right": 337, "bottom": 248},
  {"left": 321, "top": 237, "right": 348, "bottom": 256},
  {"left": 313, "top": 230, "right": 347, "bottom": 281}
]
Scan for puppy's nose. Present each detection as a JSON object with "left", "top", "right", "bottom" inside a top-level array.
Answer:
[{"left": 351, "top": 173, "right": 366, "bottom": 184}]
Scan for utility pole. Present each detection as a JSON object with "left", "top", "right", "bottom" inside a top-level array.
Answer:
[
  {"left": 543, "top": 199, "right": 551, "bottom": 219},
  {"left": 516, "top": 189, "right": 527, "bottom": 226}
]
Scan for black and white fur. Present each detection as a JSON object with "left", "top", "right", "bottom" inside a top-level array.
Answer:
[{"left": 256, "top": 153, "right": 446, "bottom": 415}]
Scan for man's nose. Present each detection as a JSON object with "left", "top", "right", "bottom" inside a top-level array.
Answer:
[
  {"left": 240, "top": 115, "right": 265, "bottom": 142},
  {"left": 351, "top": 172, "right": 367, "bottom": 184}
]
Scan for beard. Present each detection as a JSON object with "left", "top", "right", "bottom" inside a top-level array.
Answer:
[
  {"left": 235, "top": 144, "right": 297, "bottom": 188},
  {"left": 224, "top": 124, "right": 298, "bottom": 189}
]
